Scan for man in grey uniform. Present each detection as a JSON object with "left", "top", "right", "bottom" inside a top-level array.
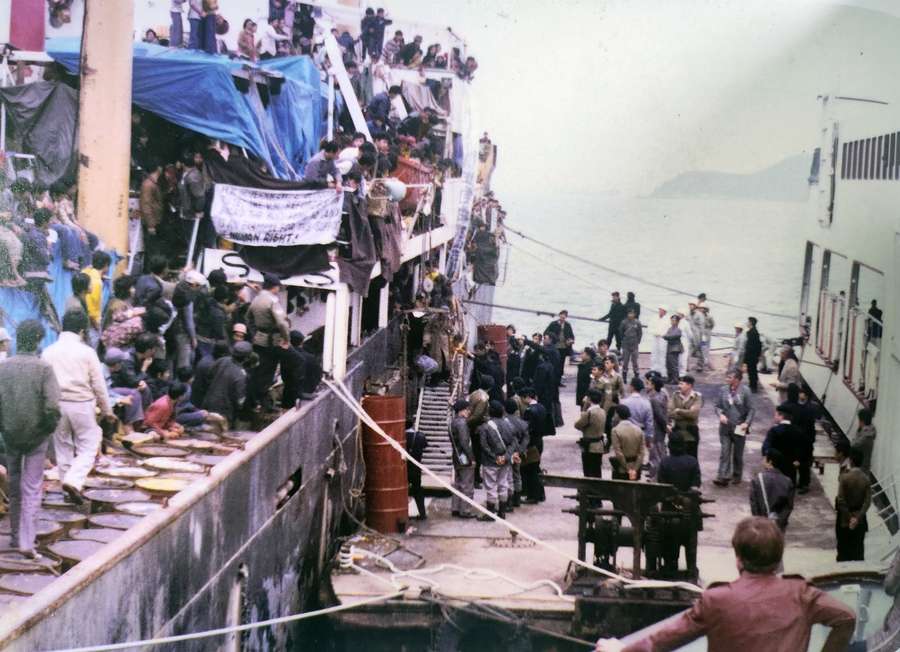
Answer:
[
  {"left": 247, "top": 273, "right": 290, "bottom": 411},
  {"left": 449, "top": 400, "right": 475, "bottom": 519},
  {"left": 713, "top": 370, "right": 754, "bottom": 486},
  {"left": 504, "top": 399, "right": 529, "bottom": 508},
  {"left": 477, "top": 401, "right": 513, "bottom": 520},
  {"left": 0, "top": 320, "right": 60, "bottom": 557},
  {"left": 618, "top": 308, "right": 643, "bottom": 383}
]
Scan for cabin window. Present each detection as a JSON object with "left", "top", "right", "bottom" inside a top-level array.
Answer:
[
  {"left": 857, "top": 140, "right": 864, "bottom": 179},
  {"left": 876, "top": 136, "right": 882, "bottom": 179},
  {"left": 800, "top": 242, "right": 822, "bottom": 339},
  {"left": 884, "top": 134, "right": 897, "bottom": 179},
  {"left": 870, "top": 138, "right": 877, "bottom": 179},
  {"left": 844, "top": 262, "right": 884, "bottom": 408},
  {"left": 883, "top": 134, "right": 891, "bottom": 178},
  {"left": 896, "top": 133, "right": 900, "bottom": 179},
  {"left": 860, "top": 138, "right": 871, "bottom": 179}
]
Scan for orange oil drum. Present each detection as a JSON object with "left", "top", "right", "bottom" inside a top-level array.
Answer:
[{"left": 361, "top": 394, "right": 409, "bottom": 534}]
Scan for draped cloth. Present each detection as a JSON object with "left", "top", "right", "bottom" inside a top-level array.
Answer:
[{"left": 0, "top": 81, "right": 78, "bottom": 187}]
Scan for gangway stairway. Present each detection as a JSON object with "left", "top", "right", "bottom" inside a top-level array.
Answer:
[{"left": 415, "top": 382, "right": 454, "bottom": 489}]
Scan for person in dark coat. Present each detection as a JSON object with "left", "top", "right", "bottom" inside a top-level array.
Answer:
[
  {"left": 520, "top": 333, "right": 542, "bottom": 384},
  {"left": 406, "top": 424, "right": 428, "bottom": 520},
  {"left": 544, "top": 310, "right": 575, "bottom": 360},
  {"left": 781, "top": 384, "right": 818, "bottom": 493},
  {"left": 657, "top": 433, "right": 701, "bottom": 491},
  {"left": 532, "top": 351, "right": 558, "bottom": 434},
  {"left": 762, "top": 404, "right": 805, "bottom": 488},
  {"left": 521, "top": 389, "right": 548, "bottom": 503},
  {"left": 623, "top": 291, "right": 641, "bottom": 320},
  {"left": 191, "top": 341, "right": 230, "bottom": 409},
  {"left": 599, "top": 291, "right": 627, "bottom": 350},
  {"left": 575, "top": 348, "right": 595, "bottom": 407},
  {"left": 0, "top": 320, "right": 60, "bottom": 557},
  {"left": 200, "top": 342, "right": 250, "bottom": 423},
  {"left": 280, "top": 331, "right": 309, "bottom": 409},
  {"left": 744, "top": 316, "right": 763, "bottom": 392},
  {"left": 506, "top": 333, "right": 523, "bottom": 395},
  {"left": 750, "top": 449, "right": 795, "bottom": 531}
]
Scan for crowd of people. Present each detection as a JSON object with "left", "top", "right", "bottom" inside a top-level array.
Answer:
[
  {"left": 442, "top": 286, "right": 879, "bottom": 568},
  {"left": 146, "top": 2, "right": 479, "bottom": 85},
  {"left": 0, "top": 167, "right": 331, "bottom": 557}
]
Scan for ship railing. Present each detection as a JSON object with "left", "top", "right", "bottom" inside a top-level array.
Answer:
[{"left": 842, "top": 307, "right": 881, "bottom": 408}]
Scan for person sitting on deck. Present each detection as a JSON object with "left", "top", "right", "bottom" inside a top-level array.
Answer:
[
  {"left": 596, "top": 517, "right": 856, "bottom": 652},
  {"left": 144, "top": 382, "right": 189, "bottom": 440}
]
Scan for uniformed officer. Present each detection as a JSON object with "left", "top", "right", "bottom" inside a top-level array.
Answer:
[{"left": 247, "top": 273, "right": 290, "bottom": 411}]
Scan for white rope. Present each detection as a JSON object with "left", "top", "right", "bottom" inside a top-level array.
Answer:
[
  {"left": 351, "top": 547, "right": 572, "bottom": 600},
  {"left": 47, "top": 590, "right": 404, "bottom": 652},
  {"left": 325, "top": 379, "right": 702, "bottom": 594}
]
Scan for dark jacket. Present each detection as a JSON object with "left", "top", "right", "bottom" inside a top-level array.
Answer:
[
  {"left": 744, "top": 326, "right": 762, "bottom": 361},
  {"left": 763, "top": 421, "right": 805, "bottom": 472},
  {"left": 0, "top": 353, "right": 61, "bottom": 453},
  {"left": 657, "top": 453, "right": 701, "bottom": 492},
  {"left": 750, "top": 467, "right": 795, "bottom": 530},
  {"left": 110, "top": 354, "right": 146, "bottom": 389},
  {"left": 191, "top": 352, "right": 216, "bottom": 407},
  {"left": 576, "top": 360, "right": 593, "bottom": 407},
  {"left": 201, "top": 356, "right": 247, "bottom": 421},
  {"left": 600, "top": 301, "right": 627, "bottom": 329},
  {"left": 523, "top": 402, "right": 549, "bottom": 448},
  {"left": 544, "top": 320, "right": 574, "bottom": 345},
  {"left": 533, "top": 360, "right": 557, "bottom": 407}
]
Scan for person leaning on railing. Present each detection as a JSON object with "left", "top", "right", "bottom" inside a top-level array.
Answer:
[{"left": 595, "top": 517, "right": 856, "bottom": 652}]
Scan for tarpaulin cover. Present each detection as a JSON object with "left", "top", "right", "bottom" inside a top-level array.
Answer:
[
  {"left": 46, "top": 38, "right": 322, "bottom": 179},
  {"left": 0, "top": 81, "right": 78, "bottom": 187},
  {"left": 0, "top": 240, "right": 115, "bottom": 350}
]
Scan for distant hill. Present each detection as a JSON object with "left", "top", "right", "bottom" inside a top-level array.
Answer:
[{"left": 650, "top": 153, "right": 811, "bottom": 201}]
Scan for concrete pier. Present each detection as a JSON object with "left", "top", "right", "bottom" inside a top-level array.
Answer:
[{"left": 330, "top": 350, "right": 889, "bottom": 640}]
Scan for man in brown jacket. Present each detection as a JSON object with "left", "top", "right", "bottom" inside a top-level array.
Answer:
[
  {"left": 668, "top": 375, "right": 702, "bottom": 458},
  {"left": 575, "top": 389, "right": 606, "bottom": 477},
  {"left": 611, "top": 404, "right": 645, "bottom": 481},
  {"left": 596, "top": 517, "right": 856, "bottom": 652},
  {"left": 836, "top": 447, "right": 871, "bottom": 562},
  {"left": 139, "top": 159, "right": 164, "bottom": 265}
]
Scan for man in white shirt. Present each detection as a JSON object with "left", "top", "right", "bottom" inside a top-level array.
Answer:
[
  {"left": 258, "top": 16, "right": 291, "bottom": 60},
  {"left": 650, "top": 304, "right": 669, "bottom": 375},
  {"left": 42, "top": 310, "right": 112, "bottom": 503}
]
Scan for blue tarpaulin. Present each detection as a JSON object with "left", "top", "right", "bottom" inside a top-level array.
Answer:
[{"left": 46, "top": 38, "right": 322, "bottom": 178}]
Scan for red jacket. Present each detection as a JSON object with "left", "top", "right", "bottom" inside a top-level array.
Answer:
[
  {"left": 144, "top": 395, "right": 176, "bottom": 432},
  {"left": 623, "top": 573, "right": 855, "bottom": 652}
]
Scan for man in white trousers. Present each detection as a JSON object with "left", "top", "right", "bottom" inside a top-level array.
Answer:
[
  {"left": 650, "top": 304, "right": 669, "bottom": 375},
  {"left": 43, "top": 309, "right": 113, "bottom": 504},
  {"left": 677, "top": 306, "right": 694, "bottom": 377}
]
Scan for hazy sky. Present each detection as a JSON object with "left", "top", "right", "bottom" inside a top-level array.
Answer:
[{"left": 386, "top": 0, "right": 900, "bottom": 197}]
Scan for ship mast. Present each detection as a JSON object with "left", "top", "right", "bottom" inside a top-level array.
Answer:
[{"left": 74, "top": 0, "right": 134, "bottom": 255}]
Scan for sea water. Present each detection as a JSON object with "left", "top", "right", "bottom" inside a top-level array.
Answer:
[{"left": 491, "top": 194, "right": 807, "bottom": 352}]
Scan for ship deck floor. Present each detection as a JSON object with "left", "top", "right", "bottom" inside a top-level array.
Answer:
[{"left": 332, "top": 351, "right": 892, "bottom": 626}]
